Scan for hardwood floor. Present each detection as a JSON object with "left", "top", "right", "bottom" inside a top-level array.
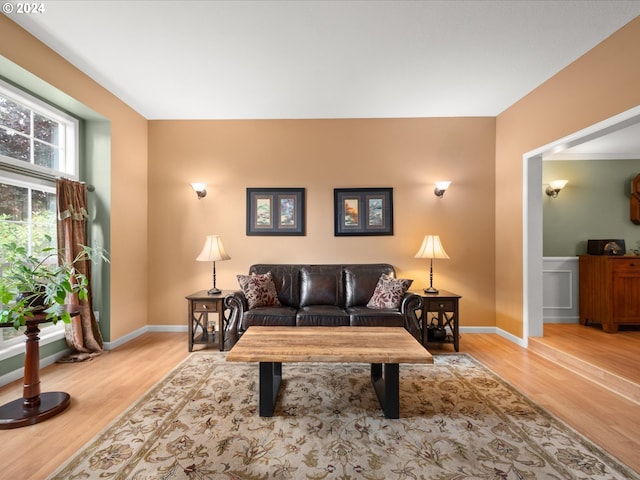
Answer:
[{"left": 0, "top": 327, "right": 638, "bottom": 479}]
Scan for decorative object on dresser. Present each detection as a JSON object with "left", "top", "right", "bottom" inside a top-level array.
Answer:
[
  {"left": 579, "top": 254, "right": 640, "bottom": 332},
  {"left": 196, "top": 235, "right": 230, "bottom": 295},
  {"left": 414, "top": 234, "right": 449, "bottom": 294},
  {"left": 333, "top": 188, "right": 393, "bottom": 236},
  {"left": 185, "top": 290, "right": 234, "bottom": 351},
  {"left": 587, "top": 239, "right": 626, "bottom": 256},
  {"left": 224, "top": 264, "right": 423, "bottom": 345}
]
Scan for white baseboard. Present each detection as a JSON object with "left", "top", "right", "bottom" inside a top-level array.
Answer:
[
  {"left": 103, "top": 325, "right": 187, "bottom": 350},
  {"left": 460, "top": 326, "right": 528, "bottom": 348},
  {"left": 543, "top": 317, "right": 580, "bottom": 324}
]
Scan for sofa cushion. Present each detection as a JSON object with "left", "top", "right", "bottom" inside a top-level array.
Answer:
[
  {"left": 300, "top": 265, "right": 343, "bottom": 307},
  {"left": 366, "top": 273, "right": 413, "bottom": 309},
  {"left": 344, "top": 264, "right": 395, "bottom": 307},
  {"left": 237, "top": 272, "right": 282, "bottom": 309},
  {"left": 296, "top": 306, "right": 350, "bottom": 326},
  {"left": 347, "top": 306, "right": 405, "bottom": 327},
  {"left": 242, "top": 306, "right": 297, "bottom": 329}
]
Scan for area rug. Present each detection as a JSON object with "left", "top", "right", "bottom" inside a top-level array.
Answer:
[{"left": 48, "top": 353, "right": 638, "bottom": 480}]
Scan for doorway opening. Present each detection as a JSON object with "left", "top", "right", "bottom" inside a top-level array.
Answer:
[{"left": 523, "top": 105, "right": 640, "bottom": 343}]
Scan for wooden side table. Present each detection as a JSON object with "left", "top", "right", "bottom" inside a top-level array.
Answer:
[
  {"left": 411, "top": 290, "right": 461, "bottom": 351},
  {"left": 0, "top": 306, "right": 80, "bottom": 429},
  {"left": 185, "top": 290, "right": 234, "bottom": 352}
]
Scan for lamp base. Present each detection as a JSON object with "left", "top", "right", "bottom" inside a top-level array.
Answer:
[
  {"left": 424, "top": 287, "right": 439, "bottom": 294},
  {"left": 207, "top": 287, "right": 222, "bottom": 295}
]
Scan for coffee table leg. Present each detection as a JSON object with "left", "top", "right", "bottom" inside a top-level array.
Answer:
[
  {"left": 259, "top": 362, "right": 282, "bottom": 417},
  {"left": 371, "top": 363, "right": 399, "bottom": 419}
]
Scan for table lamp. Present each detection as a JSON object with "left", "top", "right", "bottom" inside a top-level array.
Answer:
[
  {"left": 414, "top": 235, "right": 449, "bottom": 294},
  {"left": 196, "top": 235, "right": 231, "bottom": 295}
]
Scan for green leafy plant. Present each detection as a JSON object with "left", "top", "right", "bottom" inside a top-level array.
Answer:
[{"left": 0, "top": 236, "right": 109, "bottom": 328}]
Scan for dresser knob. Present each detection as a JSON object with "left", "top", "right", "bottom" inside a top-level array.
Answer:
[
  {"left": 439, "top": 303, "right": 444, "bottom": 309},
  {"left": 203, "top": 305, "right": 208, "bottom": 310}
]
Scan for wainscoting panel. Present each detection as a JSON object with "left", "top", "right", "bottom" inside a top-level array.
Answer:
[{"left": 543, "top": 257, "right": 579, "bottom": 324}]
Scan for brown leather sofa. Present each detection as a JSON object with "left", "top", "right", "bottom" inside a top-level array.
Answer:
[{"left": 224, "top": 263, "right": 423, "bottom": 345}]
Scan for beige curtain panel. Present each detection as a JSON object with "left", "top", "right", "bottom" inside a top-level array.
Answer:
[{"left": 56, "top": 178, "right": 103, "bottom": 361}]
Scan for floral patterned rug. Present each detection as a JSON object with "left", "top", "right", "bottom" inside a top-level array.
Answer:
[{"left": 48, "top": 353, "right": 638, "bottom": 480}]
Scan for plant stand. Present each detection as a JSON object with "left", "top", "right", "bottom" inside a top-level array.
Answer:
[{"left": 0, "top": 307, "right": 79, "bottom": 429}]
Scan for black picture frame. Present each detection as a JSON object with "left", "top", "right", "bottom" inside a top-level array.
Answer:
[
  {"left": 246, "top": 188, "right": 306, "bottom": 236},
  {"left": 334, "top": 188, "right": 394, "bottom": 236}
]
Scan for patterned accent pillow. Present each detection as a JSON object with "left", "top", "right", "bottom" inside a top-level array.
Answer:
[
  {"left": 237, "top": 272, "right": 282, "bottom": 310},
  {"left": 366, "top": 273, "right": 413, "bottom": 309}
]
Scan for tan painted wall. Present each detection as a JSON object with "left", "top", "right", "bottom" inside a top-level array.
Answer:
[
  {"left": 496, "top": 17, "right": 640, "bottom": 337},
  {"left": 148, "top": 118, "right": 496, "bottom": 328},
  {"left": 0, "top": 17, "right": 149, "bottom": 340}
]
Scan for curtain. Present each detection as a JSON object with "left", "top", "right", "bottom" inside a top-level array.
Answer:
[{"left": 56, "top": 178, "right": 103, "bottom": 361}]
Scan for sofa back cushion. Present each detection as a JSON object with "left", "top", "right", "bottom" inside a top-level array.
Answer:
[
  {"left": 300, "top": 265, "right": 344, "bottom": 307},
  {"left": 344, "top": 264, "right": 396, "bottom": 307},
  {"left": 249, "top": 264, "right": 301, "bottom": 307}
]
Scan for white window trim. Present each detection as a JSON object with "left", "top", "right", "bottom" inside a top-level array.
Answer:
[
  {"left": 0, "top": 78, "right": 79, "bottom": 180},
  {"left": 0, "top": 79, "right": 80, "bottom": 356},
  {"left": 0, "top": 324, "right": 65, "bottom": 362}
]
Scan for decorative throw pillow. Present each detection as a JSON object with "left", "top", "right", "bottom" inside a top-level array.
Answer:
[
  {"left": 237, "top": 272, "right": 282, "bottom": 309},
  {"left": 366, "top": 273, "right": 413, "bottom": 309}
]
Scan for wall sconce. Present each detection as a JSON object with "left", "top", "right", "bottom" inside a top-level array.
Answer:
[
  {"left": 434, "top": 181, "right": 451, "bottom": 198},
  {"left": 191, "top": 182, "right": 207, "bottom": 199},
  {"left": 545, "top": 179, "right": 568, "bottom": 198}
]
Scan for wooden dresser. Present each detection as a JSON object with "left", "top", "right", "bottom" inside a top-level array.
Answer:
[{"left": 579, "top": 255, "right": 640, "bottom": 332}]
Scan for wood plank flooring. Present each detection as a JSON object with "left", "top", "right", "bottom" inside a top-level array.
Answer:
[{"left": 0, "top": 327, "right": 638, "bottom": 479}]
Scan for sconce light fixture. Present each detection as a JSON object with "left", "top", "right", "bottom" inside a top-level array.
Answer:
[
  {"left": 191, "top": 182, "right": 207, "bottom": 199},
  {"left": 434, "top": 181, "right": 451, "bottom": 198},
  {"left": 196, "top": 235, "right": 231, "bottom": 295},
  {"left": 545, "top": 179, "right": 568, "bottom": 198}
]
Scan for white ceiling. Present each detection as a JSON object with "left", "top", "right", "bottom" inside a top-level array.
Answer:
[{"left": 5, "top": 0, "right": 640, "bottom": 157}]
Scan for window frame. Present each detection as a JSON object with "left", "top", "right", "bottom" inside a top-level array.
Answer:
[
  {"left": 0, "top": 78, "right": 79, "bottom": 180},
  {"left": 0, "top": 79, "right": 81, "bottom": 353}
]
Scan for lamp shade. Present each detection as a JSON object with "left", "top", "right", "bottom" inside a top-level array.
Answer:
[
  {"left": 414, "top": 235, "right": 449, "bottom": 260},
  {"left": 196, "top": 235, "right": 231, "bottom": 262}
]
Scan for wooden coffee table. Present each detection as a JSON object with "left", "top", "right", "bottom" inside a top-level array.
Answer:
[{"left": 226, "top": 326, "right": 433, "bottom": 419}]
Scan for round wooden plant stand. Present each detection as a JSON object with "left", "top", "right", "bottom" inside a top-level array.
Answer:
[{"left": 0, "top": 307, "right": 79, "bottom": 429}]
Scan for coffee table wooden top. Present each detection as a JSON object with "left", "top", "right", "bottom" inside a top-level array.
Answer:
[{"left": 226, "top": 326, "right": 433, "bottom": 364}]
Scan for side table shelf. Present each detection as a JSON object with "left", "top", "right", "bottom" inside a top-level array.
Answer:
[
  {"left": 185, "top": 290, "right": 234, "bottom": 352},
  {"left": 411, "top": 290, "right": 461, "bottom": 352}
]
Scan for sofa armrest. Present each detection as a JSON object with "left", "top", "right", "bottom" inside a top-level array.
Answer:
[
  {"left": 224, "top": 291, "right": 247, "bottom": 343},
  {"left": 400, "top": 293, "right": 423, "bottom": 342}
]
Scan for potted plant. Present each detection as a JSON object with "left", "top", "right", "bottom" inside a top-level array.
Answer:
[{"left": 0, "top": 235, "right": 109, "bottom": 328}]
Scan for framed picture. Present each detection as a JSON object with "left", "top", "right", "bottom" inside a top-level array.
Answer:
[
  {"left": 246, "top": 188, "right": 306, "bottom": 236},
  {"left": 334, "top": 188, "right": 393, "bottom": 236}
]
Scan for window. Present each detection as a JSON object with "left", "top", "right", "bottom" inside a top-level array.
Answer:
[{"left": 0, "top": 79, "right": 79, "bottom": 350}]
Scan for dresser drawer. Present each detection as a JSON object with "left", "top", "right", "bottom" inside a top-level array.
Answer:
[
  {"left": 424, "top": 299, "right": 456, "bottom": 311},
  {"left": 612, "top": 259, "right": 640, "bottom": 275},
  {"left": 193, "top": 301, "right": 220, "bottom": 313}
]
